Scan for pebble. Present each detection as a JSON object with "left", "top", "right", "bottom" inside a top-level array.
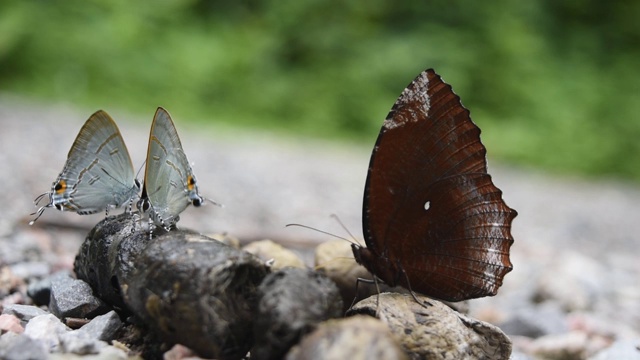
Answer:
[
  {"left": 243, "top": 239, "right": 307, "bottom": 270},
  {"left": 48, "top": 272, "right": 110, "bottom": 320},
  {"left": 23, "top": 313, "right": 70, "bottom": 352},
  {"left": 2, "top": 304, "right": 48, "bottom": 327},
  {"left": 286, "top": 315, "right": 408, "bottom": 360},
  {"left": 0, "top": 331, "right": 49, "bottom": 360}
]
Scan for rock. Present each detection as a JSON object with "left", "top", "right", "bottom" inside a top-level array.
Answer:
[
  {"left": 9, "top": 261, "right": 50, "bottom": 280},
  {"left": 75, "top": 310, "right": 123, "bottom": 342},
  {"left": 2, "top": 304, "right": 48, "bottom": 327},
  {"left": 27, "top": 276, "right": 52, "bottom": 306},
  {"left": 122, "top": 225, "right": 269, "bottom": 359},
  {"left": 74, "top": 213, "right": 149, "bottom": 312},
  {"left": 589, "top": 339, "right": 640, "bottom": 360},
  {"left": 209, "top": 233, "right": 241, "bottom": 249},
  {"left": 59, "top": 331, "right": 107, "bottom": 355},
  {"left": 534, "top": 252, "right": 608, "bottom": 312},
  {"left": 348, "top": 293, "right": 512, "bottom": 360},
  {"left": 526, "top": 331, "right": 590, "bottom": 359},
  {"left": 499, "top": 302, "right": 568, "bottom": 338},
  {"left": 0, "top": 314, "right": 24, "bottom": 334},
  {"left": 24, "top": 313, "right": 70, "bottom": 352},
  {"left": 49, "top": 272, "right": 110, "bottom": 320},
  {"left": 0, "top": 267, "right": 23, "bottom": 299},
  {"left": 286, "top": 315, "right": 408, "bottom": 360},
  {"left": 252, "top": 267, "right": 343, "bottom": 360},
  {"left": 0, "top": 331, "right": 48, "bottom": 360},
  {"left": 243, "top": 239, "right": 306, "bottom": 270}
]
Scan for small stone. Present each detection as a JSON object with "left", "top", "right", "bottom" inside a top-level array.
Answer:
[
  {"left": 0, "top": 332, "right": 48, "bottom": 360},
  {"left": 2, "top": 304, "right": 48, "bottom": 327},
  {"left": 590, "top": 339, "right": 640, "bottom": 360},
  {"left": 252, "top": 267, "right": 343, "bottom": 360},
  {"left": 286, "top": 315, "right": 408, "bottom": 360},
  {"left": 27, "top": 276, "right": 52, "bottom": 306},
  {"left": 59, "top": 331, "right": 107, "bottom": 355},
  {"left": 243, "top": 239, "right": 306, "bottom": 270},
  {"left": 499, "top": 302, "right": 568, "bottom": 338},
  {"left": 209, "top": 233, "right": 241, "bottom": 248},
  {"left": 49, "top": 271, "right": 110, "bottom": 320},
  {"left": 24, "top": 313, "right": 70, "bottom": 352},
  {"left": 527, "top": 330, "right": 590, "bottom": 359},
  {"left": 0, "top": 314, "right": 24, "bottom": 334},
  {"left": 348, "top": 293, "right": 512, "bottom": 360},
  {"left": 75, "top": 310, "right": 123, "bottom": 342}
]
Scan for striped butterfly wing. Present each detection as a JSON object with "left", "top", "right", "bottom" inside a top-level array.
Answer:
[
  {"left": 142, "top": 107, "right": 202, "bottom": 228},
  {"left": 51, "top": 110, "right": 137, "bottom": 214}
]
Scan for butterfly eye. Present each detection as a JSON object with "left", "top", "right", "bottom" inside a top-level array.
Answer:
[
  {"left": 54, "top": 203, "right": 63, "bottom": 210},
  {"left": 192, "top": 198, "right": 202, "bottom": 207},
  {"left": 54, "top": 180, "right": 66, "bottom": 194}
]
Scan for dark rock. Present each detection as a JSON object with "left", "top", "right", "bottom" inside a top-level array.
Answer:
[
  {"left": 286, "top": 315, "right": 408, "bottom": 360},
  {"left": 0, "top": 332, "right": 48, "bottom": 360},
  {"left": 49, "top": 272, "right": 110, "bottom": 320},
  {"left": 2, "top": 304, "right": 48, "bottom": 327},
  {"left": 348, "top": 293, "right": 512, "bottom": 360},
  {"left": 26, "top": 276, "right": 52, "bottom": 306},
  {"left": 252, "top": 267, "right": 343, "bottom": 360},
  {"left": 124, "top": 230, "right": 268, "bottom": 360},
  {"left": 74, "top": 213, "right": 150, "bottom": 312}
]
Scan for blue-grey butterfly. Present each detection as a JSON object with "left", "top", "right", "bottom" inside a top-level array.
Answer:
[
  {"left": 137, "top": 107, "right": 204, "bottom": 230},
  {"left": 30, "top": 110, "right": 140, "bottom": 225}
]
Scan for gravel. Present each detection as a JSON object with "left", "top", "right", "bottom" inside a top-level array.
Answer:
[{"left": 1, "top": 97, "right": 639, "bottom": 358}]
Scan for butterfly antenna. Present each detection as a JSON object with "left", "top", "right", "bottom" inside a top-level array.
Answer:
[
  {"left": 29, "top": 204, "right": 49, "bottom": 226},
  {"left": 329, "top": 214, "right": 364, "bottom": 247},
  {"left": 284, "top": 223, "right": 352, "bottom": 243}
]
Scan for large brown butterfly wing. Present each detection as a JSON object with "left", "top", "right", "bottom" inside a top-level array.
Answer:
[{"left": 352, "top": 69, "right": 517, "bottom": 301}]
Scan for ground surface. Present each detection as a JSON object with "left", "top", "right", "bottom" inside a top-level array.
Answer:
[{"left": 1, "top": 97, "right": 639, "bottom": 357}]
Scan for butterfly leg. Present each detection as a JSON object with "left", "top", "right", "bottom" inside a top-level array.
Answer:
[{"left": 401, "top": 267, "right": 432, "bottom": 308}]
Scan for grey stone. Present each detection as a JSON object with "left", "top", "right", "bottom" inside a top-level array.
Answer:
[
  {"left": 75, "top": 311, "right": 123, "bottom": 342},
  {"left": 499, "top": 302, "right": 568, "bottom": 338},
  {"left": 48, "top": 272, "right": 109, "bottom": 320},
  {"left": 58, "top": 331, "right": 107, "bottom": 355},
  {"left": 24, "top": 313, "right": 70, "bottom": 352},
  {"left": 0, "top": 332, "right": 49, "bottom": 360},
  {"left": 2, "top": 304, "right": 48, "bottom": 327},
  {"left": 589, "top": 339, "right": 640, "bottom": 360}
]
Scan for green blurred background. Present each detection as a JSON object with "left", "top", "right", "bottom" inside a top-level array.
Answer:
[{"left": 1, "top": 0, "right": 639, "bottom": 181}]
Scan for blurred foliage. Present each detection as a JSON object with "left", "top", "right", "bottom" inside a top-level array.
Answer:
[{"left": 1, "top": 0, "right": 639, "bottom": 180}]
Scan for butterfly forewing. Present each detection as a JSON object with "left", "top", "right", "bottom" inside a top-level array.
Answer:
[
  {"left": 360, "top": 69, "right": 516, "bottom": 301},
  {"left": 51, "top": 111, "right": 137, "bottom": 214},
  {"left": 141, "top": 107, "right": 202, "bottom": 228}
]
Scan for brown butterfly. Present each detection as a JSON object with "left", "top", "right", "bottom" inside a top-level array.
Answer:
[{"left": 352, "top": 69, "right": 517, "bottom": 302}]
